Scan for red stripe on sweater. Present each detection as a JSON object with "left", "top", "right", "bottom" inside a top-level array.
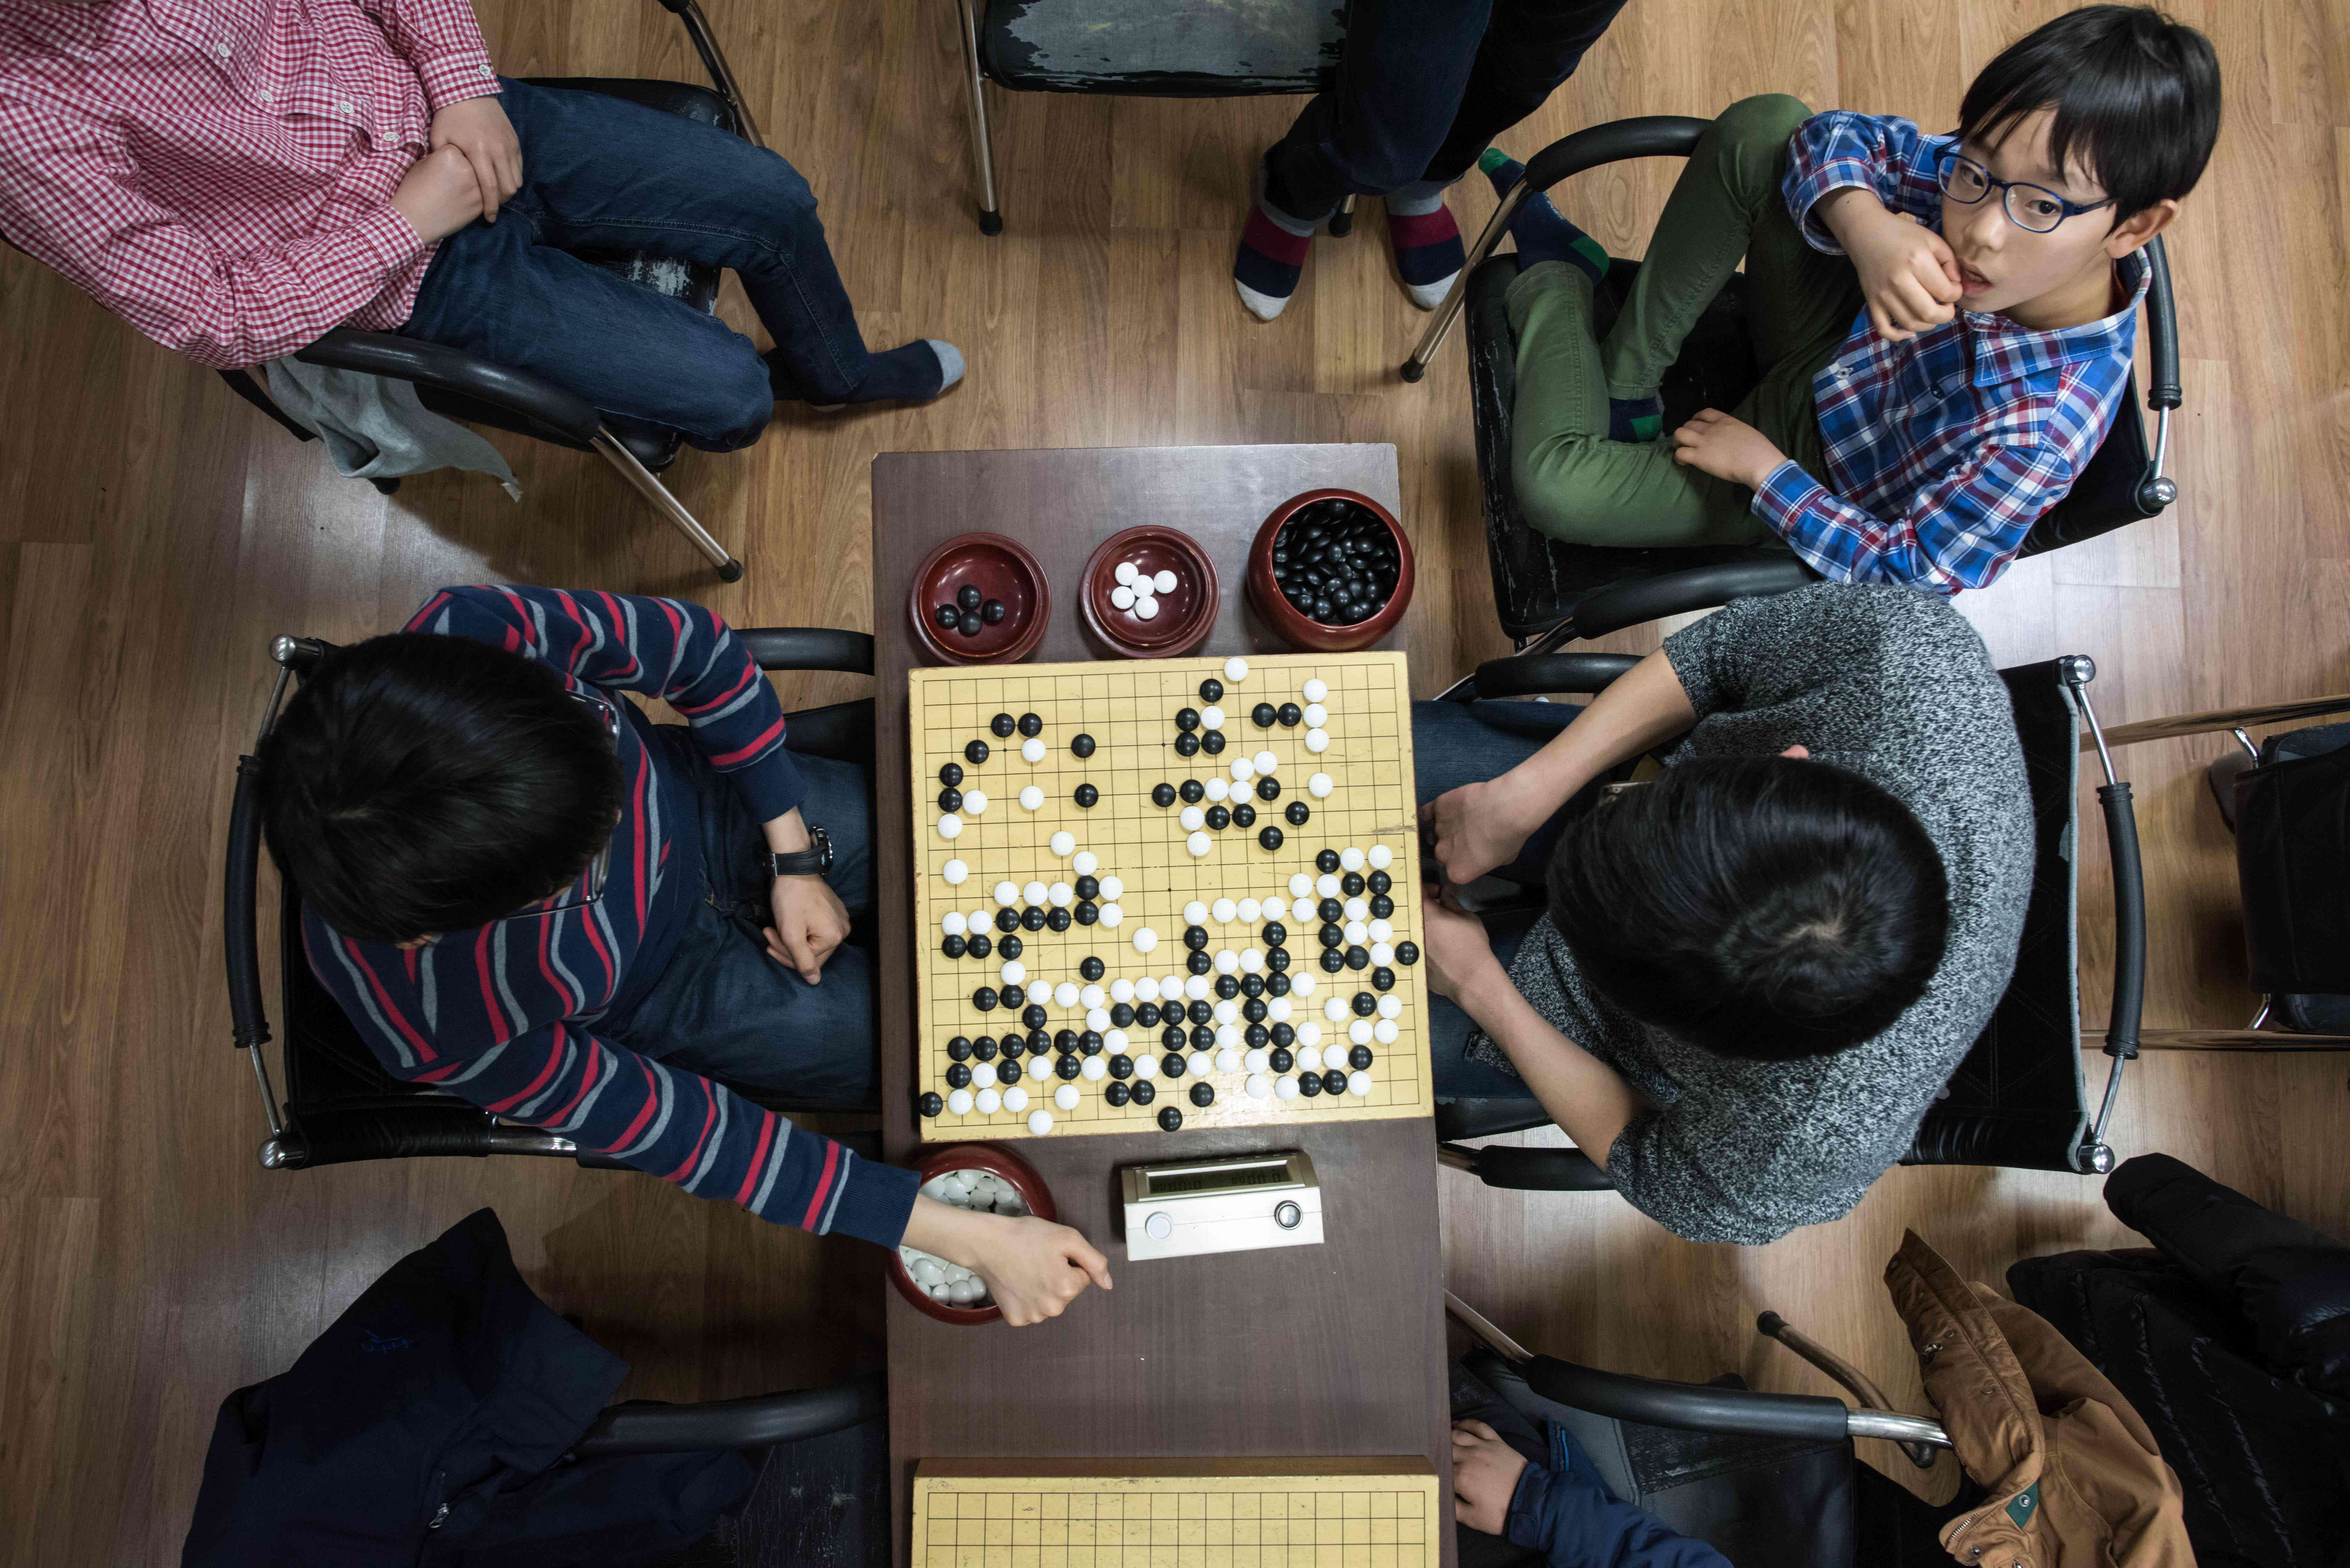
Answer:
[
  {"left": 402, "top": 590, "right": 453, "bottom": 632},
  {"left": 673, "top": 655, "right": 756, "bottom": 716},
  {"left": 734, "top": 1112, "right": 779, "bottom": 1204},
  {"left": 485, "top": 1024, "right": 567, "bottom": 1113},
  {"left": 606, "top": 1059, "right": 662, "bottom": 1151},
  {"left": 709, "top": 713, "right": 786, "bottom": 770},
  {"left": 593, "top": 591, "right": 644, "bottom": 681},
  {"left": 629, "top": 753, "right": 650, "bottom": 931},
  {"left": 542, "top": 1039, "right": 602, "bottom": 1125},
  {"left": 800, "top": 1141, "right": 842, "bottom": 1230},
  {"left": 472, "top": 926, "right": 511, "bottom": 1042},
  {"left": 337, "top": 936, "right": 436, "bottom": 1065},
  {"left": 1241, "top": 209, "right": 1313, "bottom": 266},
  {"left": 1387, "top": 209, "right": 1460, "bottom": 249},
  {"left": 664, "top": 1079, "right": 720, "bottom": 1180}
]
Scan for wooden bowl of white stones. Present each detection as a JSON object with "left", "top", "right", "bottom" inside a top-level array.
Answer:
[{"left": 892, "top": 1142, "right": 1058, "bottom": 1326}]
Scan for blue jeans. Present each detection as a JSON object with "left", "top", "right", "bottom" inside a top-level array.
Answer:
[
  {"left": 602, "top": 730, "right": 877, "bottom": 1106},
  {"left": 1412, "top": 697, "right": 1615, "bottom": 1101},
  {"left": 402, "top": 78, "right": 883, "bottom": 450}
]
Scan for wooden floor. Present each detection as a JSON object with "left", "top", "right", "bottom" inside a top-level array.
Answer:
[{"left": 4, "top": 0, "right": 2346, "bottom": 1557}]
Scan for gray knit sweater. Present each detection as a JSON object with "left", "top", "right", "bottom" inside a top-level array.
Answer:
[{"left": 1470, "top": 584, "right": 2032, "bottom": 1244}]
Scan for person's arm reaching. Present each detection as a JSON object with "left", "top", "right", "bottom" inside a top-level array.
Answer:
[
  {"left": 1783, "top": 112, "right": 1963, "bottom": 341},
  {"left": 358, "top": 0, "right": 522, "bottom": 217},
  {"left": 1454, "top": 1419, "right": 1733, "bottom": 1568},
  {"left": 1421, "top": 650, "right": 1696, "bottom": 886}
]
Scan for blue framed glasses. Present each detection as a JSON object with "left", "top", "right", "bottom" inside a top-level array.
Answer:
[{"left": 1935, "top": 148, "right": 2114, "bottom": 234}]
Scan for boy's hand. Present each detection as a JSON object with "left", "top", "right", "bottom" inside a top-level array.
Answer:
[
  {"left": 765, "top": 874, "right": 850, "bottom": 983},
  {"left": 1827, "top": 191, "right": 1963, "bottom": 340},
  {"left": 1420, "top": 781, "right": 1537, "bottom": 887},
  {"left": 1452, "top": 1421, "right": 1529, "bottom": 1536},
  {"left": 1420, "top": 888, "right": 1503, "bottom": 1006},
  {"left": 390, "top": 145, "right": 484, "bottom": 242},
  {"left": 904, "top": 1198, "right": 1113, "bottom": 1327},
  {"left": 1671, "top": 408, "right": 1788, "bottom": 489},
  {"left": 430, "top": 96, "right": 522, "bottom": 221}
]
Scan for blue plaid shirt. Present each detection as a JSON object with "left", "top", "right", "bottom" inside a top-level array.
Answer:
[{"left": 1759, "top": 112, "right": 2149, "bottom": 595}]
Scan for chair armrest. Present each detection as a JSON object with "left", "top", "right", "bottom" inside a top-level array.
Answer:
[
  {"left": 295, "top": 328, "right": 602, "bottom": 444},
  {"left": 573, "top": 1368, "right": 886, "bottom": 1456},
  {"left": 2141, "top": 236, "right": 2179, "bottom": 411},
  {"left": 1444, "top": 1143, "right": 1615, "bottom": 1190},
  {"left": 1568, "top": 558, "right": 1818, "bottom": 640},
  {"left": 1523, "top": 116, "right": 1709, "bottom": 194},
  {"left": 1520, "top": 1357, "right": 1860, "bottom": 1443},
  {"left": 1469, "top": 653, "right": 1640, "bottom": 701},
  {"left": 225, "top": 756, "right": 272, "bottom": 1051},
  {"left": 739, "top": 628, "right": 876, "bottom": 675}
]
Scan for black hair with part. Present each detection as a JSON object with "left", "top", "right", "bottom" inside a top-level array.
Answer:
[
  {"left": 1546, "top": 756, "right": 1951, "bottom": 1062},
  {"left": 1958, "top": 4, "right": 2220, "bottom": 225},
  {"left": 257, "top": 633, "right": 624, "bottom": 944}
]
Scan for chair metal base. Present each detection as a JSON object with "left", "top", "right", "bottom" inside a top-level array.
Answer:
[{"left": 591, "top": 427, "right": 744, "bottom": 581}]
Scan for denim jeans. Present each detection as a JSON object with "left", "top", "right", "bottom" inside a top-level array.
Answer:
[
  {"left": 402, "top": 78, "right": 884, "bottom": 451},
  {"left": 1264, "top": 0, "right": 1628, "bottom": 219},
  {"left": 601, "top": 729, "right": 878, "bottom": 1106},
  {"left": 1412, "top": 697, "right": 1616, "bottom": 1101}
]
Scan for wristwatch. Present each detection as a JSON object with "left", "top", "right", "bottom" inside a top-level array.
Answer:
[{"left": 764, "top": 825, "right": 832, "bottom": 878}]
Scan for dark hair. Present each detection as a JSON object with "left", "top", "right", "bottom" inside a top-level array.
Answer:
[
  {"left": 1547, "top": 757, "right": 1951, "bottom": 1061},
  {"left": 257, "top": 634, "right": 624, "bottom": 943},
  {"left": 1958, "top": 4, "right": 2220, "bottom": 225}
]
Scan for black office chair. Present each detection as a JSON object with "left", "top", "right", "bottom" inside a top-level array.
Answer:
[
  {"left": 222, "top": 626, "right": 879, "bottom": 1172},
  {"left": 1432, "top": 646, "right": 2149, "bottom": 1191},
  {"left": 1446, "top": 1293, "right": 1959, "bottom": 1568},
  {"left": 1397, "top": 116, "right": 2181, "bottom": 650},
  {"left": 212, "top": 0, "right": 767, "bottom": 583},
  {"left": 951, "top": 0, "right": 1356, "bottom": 237}
]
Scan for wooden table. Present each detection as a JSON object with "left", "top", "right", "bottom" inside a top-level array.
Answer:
[{"left": 873, "top": 445, "right": 1453, "bottom": 1568}]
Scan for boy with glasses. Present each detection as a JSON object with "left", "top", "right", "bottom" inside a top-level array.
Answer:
[
  {"left": 258, "top": 586, "right": 1111, "bottom": 1324},
  {"left": 1483, "top": 4, "right": 2219, "bottom": 593}
]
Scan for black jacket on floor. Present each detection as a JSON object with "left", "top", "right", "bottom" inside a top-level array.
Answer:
[{"left": 181, "top": 1208, "right": 754, "bottom": 1567}]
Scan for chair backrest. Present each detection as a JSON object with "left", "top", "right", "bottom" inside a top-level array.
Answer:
[
  {"left": 2233, "top": 723, "right": 2350, "bottom": 995},
  {"left": 1902, "top": 660, "right": 2088, "bottom": 1171},
  {"left": 974, "top": 0, "right": 1341, "bottom": 95}
]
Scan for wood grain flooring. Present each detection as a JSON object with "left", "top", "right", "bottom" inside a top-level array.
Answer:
[{"left": 3, "top": 0, "right": 2346, "bottom": 1557}]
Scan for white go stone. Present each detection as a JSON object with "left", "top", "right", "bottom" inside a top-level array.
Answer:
[
  {"left": 1028, "top": 1054, "right": 1053, "bottom": 1081},
  {"left": 1224, "top": 657, "right": 1249, "bottom": 683},
  {"left": 1027, "top": 1109, "right": 1054, "bottom": 1135},
  {"left": 1054, "top": 982, "right": 1080, "bottom": 1007},
  {"left": 1184, "top": 901, "right": 1210, "bottom": 926},
  {"left": 943, "top": 912, "right": 967, "bottom": 937},
  {"left": 1215, "top": 1025, "right": 1242, "bottom": 1052},
  {"left": 1133, "top": 1052, "right": 1160, "bottom": 1079},
  {"left": 1368, "top": 919, "right": 1392, "bottom": 944},
  {"left": 1082, "top": 1054, "right": 1108, "bottom": 1080},
  {"left": 1201, "top": 705, "right": 1225, "bottom": 729},
  {"left": 1268, "top": 998, "right": 1292, "bottom": 1023},
  {"left": 1344, "top": 920, "right": 1368, "bottom": 945},
  {"left": 995, "top": 881, "right": 1021, "bottom": 906},
  {"left": 1213, "top": 999, "right": 1239, "bottom": 1025},
  {"left": 1308, "top": 773, "right": 1334, "bottom": 798},
  {"left": 1020, "top": 785, "right": 1045, "bottom": 810},
  {"left": 975, "top": 1087, "right": 1001, "bottom": 1115},
  {"left": 1345, "top": 897, "right": 1369, "bottom": 922},
  {"left": 1216, "top": 1047, "right": 1241, "bottom": 1072},
  {"left": 1230, "top": 757, "right": 1255, "bottom": 783},
  {"left": 1374, "top": 1019, "right": 1399, "bottom": 1045},
  {"left": 1109, "top": 585, "right": 1135, "bottom": 610},
  {"left": 1238, "top": 898, "right": 1262, "bottom": 922},
  {"left": 1289, "top": 872, "right": 1315, "bottom": 898},
  {"left": 1339, "top": 847, "right": 1366, "bottom": 872},
  {"left": 1205, "top": 777, "right": 1230, "bottom": 802},
  {"left": 1005, "top": 1084, "right": 1031, "bottom": 1112},
  {"left": 1187, "top": 831, "right": 1212, "bottom": 857},
  {"left": 1000, "top": 960, "right": 1027, "bottom": 986},
  {"left": 1302, "top": 678, "right": 1327, "bottom": 702},
  {"left": 1245, "top": 1047, "right": 1270, "bottom": 1074},
  {"left": 964, "top": 790, "right": 988, "bottom": 814},
  {"left": 1247, "top": 1073, "right": 1273, "bottom": 1099},
  {"left": 1048, "top": 882, "right": 1074, "bottom": 908},
  {"left": 1082, "top": 985, "right": 1105, "bottom": 1009},
  {"left": 1274, "top": 1074, "right": 1300, "bottom": 1101},
  {"left": 938, "top": 813, "right": 963, "bottom": 839},
  {"left": 1073, "top": 850, "right": 1099, "bottom": 876},
  {"left": 1299, "top": 1045, "right": 1323, "bottom": 1072},
  {"left": 1154, "top": 569, "right": 1178, "bottom": 594},
  {"left": 1263, "top": 896, "right": 1288, "bottom": 920},
  {"left": 1377, "top": 994, "right": 1403, "bottom": 1019},
  {"left": 1292, "top": 973, "right": 1317, "bottom": 998},
  {"left": 1253, "top": 750, "right": 1279, "bottom": 774},
  {"left": 1023, "top": 880, "right": 1048, "bottom": 905},
  {"left": 1191, "top": 1053, "right": 1217, "bottom": 1078},
  {"left": 1304, "top": 704, "right": 1328, "bottom": 728},
  {"left": 1099, "top": 903, "right": 1123, "bottom": 927},
  {"left": 1298, "top": 1021, "right": 1323, "bottom": 1048},
  {"left": 1049, "top": 832, "right": 1076, "bottom": 857},
  {"left": 1055, "top": 1083, "right": 1080, "bottom": 1111},
  {"left": 1133, "top": 596, "right": 1160, "bottom": 621},
  {"left": 1105, "top": 1029, "right": 1129, "bottom": 1054},
  {"left": 1184, "top": 974, "right": 1212, "bottom": 1001},
  {"left": 1115, "top": 561, "right": 1138, "bottom": 585},
  {"left": 1180, "top": 805, "right": 1206, "bottom": 831},
  {"left": 943, "top": 859, "right": 969, "bottom": 885},
  {"left": 1305, "top": 728, "right": 1329, "bottom": 753},
  {"left": 1211, "top": 897, "right": 1237, "bottom": 923},
  {"left": 1317, "top": 874, "right": 1341, "bottom": 899},
  {"left": 1368, "top": 844, "right": 1394, "bottom": 870},
  {"left": 947, "top": 1088, "right": 974, "bottom": 1115},
  {"left": 969, "top": 908, "right": 991, "bottom": 932},
  {"left": 1136, "top": 977, "right": 1162, "bottom": 1003},
  {"left": 1347, "top": 1070, "right": 1373, "bottom": 1097},
  {"left": 1100, "top": 876, "right": 1125, "bottom": 901},
  {"left": 1240, "top": 948, "right": 1264, "bottom": 973},
  {"left": 1020, "top": 738, "right": 1046, "bottom": 764},
  {"left": 1109, "top": 979, "right": 1135, "bottom": 1003},
  {"left": 1370, "top": 941, "right": 1395, "bottom": 967},
  {"left": 1349, "top": 1019, "right": 1375, "bottom": 1045},
  {"left": 1325, "top": 997, "right": 1349, "bottom": 1022},
  {"left": 1213, "top": 949, "right": 1240, "bottom": 975}
]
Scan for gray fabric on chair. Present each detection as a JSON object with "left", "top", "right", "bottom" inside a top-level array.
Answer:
[{"left": 978, "top": 0, "right": 1342, "bottom": 94}]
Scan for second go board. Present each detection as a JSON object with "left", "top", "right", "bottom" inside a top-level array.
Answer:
[{"left": 908, "top": 652, "right": 1432, "bottom": 1142}]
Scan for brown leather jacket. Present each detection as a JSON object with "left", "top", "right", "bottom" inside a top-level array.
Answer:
[{"left": 1885, "top": 1231, "right": 2195, "bottom": 1568}]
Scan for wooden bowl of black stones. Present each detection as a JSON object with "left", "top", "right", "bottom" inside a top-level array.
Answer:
[
  {"left": 1246, "top": 488, "right": 1415, "bottom": 652},
  {"left": 910, "top": 531, "right": 1050, "bottom": 665}
]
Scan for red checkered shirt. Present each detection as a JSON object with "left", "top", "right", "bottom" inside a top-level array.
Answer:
[{"left": 0, "top": 0, "right": 499, "bottom": 369}]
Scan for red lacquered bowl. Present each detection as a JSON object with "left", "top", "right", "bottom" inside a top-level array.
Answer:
[
  {"left": 1079, "top": 526, "right": 1219, "bottom": 659},
  {"left": 888, "top": 1143, "right": 1058, "bottom": 1327},
  {"left": 909, "top": 533, "right": 1051, "bottom": 665},
  {"left": 1246, "top": 488, "right": 1415, "bottom": 652}
]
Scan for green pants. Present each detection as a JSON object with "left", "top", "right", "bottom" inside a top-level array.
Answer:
[{"left": 1507, "top": 94, "right": 1867, "bottom": 548}]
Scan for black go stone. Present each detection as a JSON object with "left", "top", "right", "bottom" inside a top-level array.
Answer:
[
  {"left": 973, "top": 986, "right": 998, "bottom": 1011},
  {"left": 996, "top": 908, "right": 1020, "bottom": 932},
  {"left": 969, "top": 933, "right": 994, "bottom": 959},
  {"left": 1267, "top": 948, "right": 1291, "bottom": 973},
  {"left": 1018, "top": 712, "right": 1043, "bottom": 736},
  {"left": 1352, "top": 992, "right": 1377, "bottom": 1016},
  {"left": 1174, "top": 732, "right": 1200, "bottom": 757},
  {"left": 939, "top": 762, "right": 963, "bottom": 787},
  {"left": 1071, "top": 734, "right": 1096, "bottom": 759},
  {"left": 1073, "top": 902, "right": 1098, "bottom": 926},
  {"left": 1189, "top": 1082, "right": 1215, "bottom": 1108},
  {"left": 1319, "top": 898, "right": 1343, "bottom": 923},
  {"left": 1316, "top": 848, "right": 1341, "bottom": 873},
  {"left": 1346, "top": 947, "right": 1370, "bottom": 970},
  {"left": 1277, "top": 703, "right": 1303, "bottom": 727},
  {"left": 1132, "top": 1080, "right": 1156, "bottom": 1106},
  {"left": 1342, "top": 872, "right": 1365, "bottom": 897},
  {"left": 1319, "top": 950, "right": 1345, "bottom": 973},
  {"left": 1105, "top": 1080, "right": 1132, "bottom": 1106},
  {"left": 1270, "top": 1047, "right": 1294, "bottom": 1072},
  {"left": 946, "top": 1036, "right": 974, "bottom": 1061},
  {"left": 1370, "top": 894, "right": 1394, "bottom": 920},
  {"left": 977, "top": 1036, "right": 1003, "bottom": 1060},
  {"left": 1199, "top": 678, "right": 1224, "bottom": 703},
  {"left": 1189, "top": 1025, "right": 1215, "bottom": 1050},
  {"left": 1244, "top": 1024, "right": 1269, "bottom": 1049},
  {"left": 1201, "top": 730, "right": 1226, "bottom": 755},
  {"left": 946, "top": 1063, "right": 972, "bottom": 1089},
  {"left": 982, "top": 599, "right": 1007, "bottom": 625},
  {"left": 1175, "top": 708, "right": 1201, "bottom": 732},
  {"left": 998, "top": 1059, "right": 1022, "bottom": 1085},
  {"left": 1239, "top": 973, "right": 1264, "bottom": 998},
  {"left": 1179, "top": 779, "right": 1206, "bottom": 803},
  {"left": 1110, "top": 1003, "right": 1134, "bottom": 1028},
  {"left": 1023, "top": 906, "right": 1048, "bottom": 931},
  {"left": 1184, "top": 925, "right": 1210, "bottom": 951},
  {"left": 965, "top": 739, "right": 990, "bottom": 765},
  {"left": 1162, "top": 1025, "right": 1187, "bottom": 1051},
  {"left": 1368, "top": 870, "right": 1392, "bottom": 895},
  {"left": 934, "top": 604, "right": 959, "bottom": 630},
  {"left": 1153, "top": 782, "right": 1178, "bottom": 807},
  {"left": 957, "top": 584, "right": 983, "bottom": 612},
  {"left": 1162, "top": 1052, "right": 1187, "bottom": 1078},
  {"left": 1073, "top": 783, "right": 1098, "bottom": 808},
  {"left": 942, "top": 934, "right": 966, "bottom": 959},
  {"left": 1187, "top": 950, "right": 1212, "bottom": 975},
  {"left": 1077, "top": 1037, "right": 1103, "bottom": 1061},
  {"left": 1159, "top": 1105, "right": 1185, "bottom": 1131},
  {"left": 999, "top": 984, "right": 1024, "bottom": 1008},
  {"left": 1233, "top": 804, "right": 1257, "bottom": 828},
  {"left": 1213, "top": 976, "right": 1239, "bottom": 1001},
  {"left": 1258, "top": 826, "right": 1284, "bottom": 850},
  {"left": 1297, "top": 1071, "right": 1323, "bottom": 1097},
  {"left": 1204, "top": 805, "right": 1230, "bottom": 831},
  {"left": 1319, "top": 924, "right": 1345, "bottom": 949},
  {"left": 1027, "top": 1029, "right": 1051, "bottom": 1054},
  {"left": 1187, "top": 999, "right": 1214, "bottom": 1025},
  {"left": 1080, "top": 954, "right": 1106, "bottom": 981},
  {"left": 1046, "top": 908, "right": 1073, "bottom": 932},
  {"left": 1252, "top": 703, "right": 1277, "bottom": 728},
  {"left": 990, "top": 712, "right": 1016, "bottom": 738},
  {"left": 1136, "top": 1002, "right": 1161, "bottom": 1028},
  {"left": 1286, "top": 801, "right": 1311, "bottom": 826},
  {"left": 1022, "top": 1004, "right": 1048, "bottom": 1030},
  {"left": 1242, "top": 998, "right": 1268, "bottom": 1023},
  {"left": 1323, "top": 1069, "right": 1350, "bottom": 1096},
  {"left": 1000, "top": 935, "right": 1024, "bottom": 959},
  {"left": 1372, "top": 968, "right": 1395, "bottom": 991},
  {"left": 1257, "top": 776, "right": 1281, "bottom": 801},
  {"left": 1349, "top": 1044, "right": 1375, "bottom": 1070},
  {"left": 1395, "top": 941, "right": 1421, "bottom": 966},
  {"left": 1052, "top": 1029, "right": 1075, "bottom": 1054},
  {"left": 1271, "top": 1026, "right": 1295, "bottom": 1052},
  {"left": 1109, "top": 1054, "right": 1134, "bottom": 1080},
  {"left": 958, "top": 612, "right": 983, "bottom": 637},
  {"left": 1056, "top": 1054, "right": 1081, "bottom": 1080},
  {"left": 1075, "top": 875, "right": 1100, "bottom": 901},
  {"left": 920, "top": 1090, "right": 945, "bottom": 1117}
]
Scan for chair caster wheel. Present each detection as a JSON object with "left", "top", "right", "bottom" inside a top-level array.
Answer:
[
  {"left": 978, "top": 208, "right": 1004, "bottom": 237},
  {"left": 716, "top": 558, "right": 746, "bottom": 584},
  {"left": 1328, "top": 211, "right": 1354, "bottom": 237},
  {"left": 1399, "top": 360, "right": 1427, "bottom": 383}
]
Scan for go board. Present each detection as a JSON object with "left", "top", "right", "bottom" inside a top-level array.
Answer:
[
  {"left": 908, "top": 652, "right": 1431, "bottom": 1142},
  {"left": 911, "top": 1459, "right": 1442, "bottom": 1568}
]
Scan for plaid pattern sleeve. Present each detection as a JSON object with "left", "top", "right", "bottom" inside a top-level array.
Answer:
[
  {"left": 405, "top": 585, "right": 807, "bottom": 820},
  {"left": 303, "top": 919, "right": 920, "bottom": 1247},
  {"left": 1753, "top": 443, "right": 2078, "bottom": 594},
  {"left": 358, "top": 0, "right": 499, "bottom": 111},
  {"left": 1782, "top": 111, "right": 1951, "bottom": 253}
]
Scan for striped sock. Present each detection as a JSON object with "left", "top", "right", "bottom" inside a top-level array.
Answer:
[
  {"left": 1480, "top": 149, "right": 1659, "bottom": 441},
  {"left": 1234, "top": 169, "right": 1316, "bottom": 321},
  {"left": 1384, "top": 181, "right": 1464, "bottom": 311}
]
